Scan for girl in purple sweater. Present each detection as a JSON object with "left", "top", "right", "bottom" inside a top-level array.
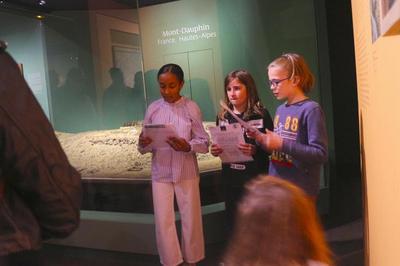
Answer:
[{"left": 250, "top": 53, "right": 328, "bottom": 199}]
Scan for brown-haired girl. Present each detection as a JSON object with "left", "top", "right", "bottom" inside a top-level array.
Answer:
[
  {"left": 223, "top": 175, "right": 334, "bottom": 266},
  {"left": 210, "top": 69, "right": 273, "bottom": 233}
]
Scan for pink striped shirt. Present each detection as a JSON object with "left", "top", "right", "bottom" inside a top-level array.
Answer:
[{"left": 138, "top": 97, "right": 209, "bottom": 183}]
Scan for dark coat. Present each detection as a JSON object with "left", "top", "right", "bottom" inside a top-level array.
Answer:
[{"left": 0, "top": 47, "right": 82, "bottom": 255}]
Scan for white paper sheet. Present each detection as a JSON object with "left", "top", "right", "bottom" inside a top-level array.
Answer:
[
  {"left": 143, "top": 124, "right": 178, "bottom": 149},
  {"left": 209, "top": 123, "right": 254, "bottom": 163}
]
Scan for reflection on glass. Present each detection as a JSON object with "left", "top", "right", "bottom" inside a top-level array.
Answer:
[
  {"left": 42, "top": 3, "right": 145, "bottom": 132},
  {"left": 102, "top": 67, "right": 134, "bottom": 129},
  {"left": 52, "top": 67, "right": 99, "bottom": 132},
  {"left": 0, "top": 0, "right": 324, "bottom": 209}
]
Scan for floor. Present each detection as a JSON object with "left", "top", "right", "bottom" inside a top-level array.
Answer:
[
  {"left": 326, "top": 219, "right": 364, "bottom": 266},
  {"left": 39, "top": 219, "right": 364, "bottom": 266}
]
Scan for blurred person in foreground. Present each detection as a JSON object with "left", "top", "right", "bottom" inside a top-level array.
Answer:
[
  {"left": 0, "top": 41, "right": 81, "bottom": 265},
  {"left": 222, "top": 175, "right": 333, "bottom": 266}
]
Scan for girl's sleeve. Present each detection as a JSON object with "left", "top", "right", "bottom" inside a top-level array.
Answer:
[
  {"left": 137, "top": 104, "right": 154, "bottom": 154},
  {"left": 280, "top": 106, "right": 328, "bottom": 164},
  {"left": 254, "top": 109, "right": 274, "bottom": 160},
  {"left": 263, "top": 108, "right": 274, "bottom": 132},
  {"left": 188, "top": 102, "right": 210, "bottom": 154}
]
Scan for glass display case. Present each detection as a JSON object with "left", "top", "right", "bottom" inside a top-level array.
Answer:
[{"left": 0, "top": 0, "right": 328, "bottom": 253}]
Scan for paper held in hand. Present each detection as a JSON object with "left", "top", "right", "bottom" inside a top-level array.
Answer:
[
  {"left": 219, "top": 100, "right": 261, "bottom": 135},
  {"left": 209, "top": 123, "right": 254, "bottom": 163},
  {"left": 143, "top": 124, "right": 178, "bottom": 149}
]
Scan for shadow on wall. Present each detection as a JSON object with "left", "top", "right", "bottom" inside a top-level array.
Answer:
[
  {"left": 102, "top": 67, "right": 132, "bottom": 129},
  {"left": 129, "top": 70, "right": 146, "bottom": 121},
  {"left": 102, "top": 68, "right": 146, "bottom": 129},
  {"left": 51, "top": 67, "right": 99, "bottom": 133},
  {"left": 144, "top": 69, "right": 159, "bottom": 105},
  {"left": 190, "top": 78, "right": 215, "bottom": 121}
]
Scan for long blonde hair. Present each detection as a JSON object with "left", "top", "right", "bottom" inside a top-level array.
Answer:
[
  {"left": 223, "top": 175, "right": 333, "bottom": 266},
  {"left": 268, "top": 53, "right": 315, "bottom": 94}
]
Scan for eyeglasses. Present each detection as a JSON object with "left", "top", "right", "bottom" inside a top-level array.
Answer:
[{"left": 268, "top": 77, "right": 290, "bottom": 88}]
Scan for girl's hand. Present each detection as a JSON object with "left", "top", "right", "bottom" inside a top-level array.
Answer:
[
  {"left": 139, "top": 132, "right": 152, "bottom": 148},
  {"left": 237, "top": 142, "right": 256, "bottom": 156},
  {"left": 167, "top": 136, "right": 191, "bottom": 152},
  {"left": 246, "top": 127, "right": 262, "bottom": 139},
  {"left": 247, "top": 129, "right": 267, "bottom": 148},
  {"left": 265, "top": 131, "right": 283, "bottom": 151},
  {"left": 210, "top": 143, "right": 223, "bottom": 156},
  {"left": 255, "top": 131, "right": 283, "bottom": 152}
]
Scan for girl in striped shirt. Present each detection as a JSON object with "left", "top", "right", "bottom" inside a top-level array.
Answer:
[{"left": 138, "top": 63, "right": 209, "bottom": 266}]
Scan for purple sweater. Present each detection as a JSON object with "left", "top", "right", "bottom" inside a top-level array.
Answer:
[{"left": 269, "top": 99, "right": 328, "bottom": 196}]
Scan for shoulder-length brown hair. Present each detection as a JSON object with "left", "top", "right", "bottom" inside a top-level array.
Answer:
[
  {"left": 218, "top": 69, "right": 264, "bottom": 120},
  {"left": 223, "top": 175, "right": 334, "bottom": 266}
]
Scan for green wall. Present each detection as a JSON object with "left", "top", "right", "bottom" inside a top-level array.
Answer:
[
  {"left": 139, "top": 0, "right": 321, "bottom": 119},
  {"left": 139, "top": 0, "right": 223, "bottom": 121},
  {"left": 0, "top": 12, "right": 50, "bottom": 117},
  {"left": 216, "top": 0, "right": 320, "bottom": 113}
]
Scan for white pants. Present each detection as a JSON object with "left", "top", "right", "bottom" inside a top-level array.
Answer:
[{"left": 152, "top": 179, "right": 205, "bottom": 266}]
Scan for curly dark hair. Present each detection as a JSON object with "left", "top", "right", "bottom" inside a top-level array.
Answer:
[{"left": 157, "top": 63, "right": 184, "bottom": 82}]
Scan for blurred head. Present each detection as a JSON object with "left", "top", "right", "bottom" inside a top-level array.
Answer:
[
  {"left": 0, "top": 40, "right": 7, "bottom": 52},
  {"left": 223, "top": 175, "right": 333, "bottom": 266},
  {"left": 157, "top": 63, "right": 184, "bottom": 103},
  {"left": 220, "top": 69, "right": 264, "bottom": 119},
  {"left": 0, "top": 44, "right": 23, "bottom": 84},
  {"left": 65, "top": 67, "right": 85, "bottom": 88},
  {"left": 267, "top": 53, "right": 314, "bottom": 101},
  {"left": 109, "top": 67, "right": 124, "bottom": 83}
]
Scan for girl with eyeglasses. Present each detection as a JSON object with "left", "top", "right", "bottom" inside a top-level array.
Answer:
[{"left": 248, "top": 53, "right": 328, "bottom": 201}]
